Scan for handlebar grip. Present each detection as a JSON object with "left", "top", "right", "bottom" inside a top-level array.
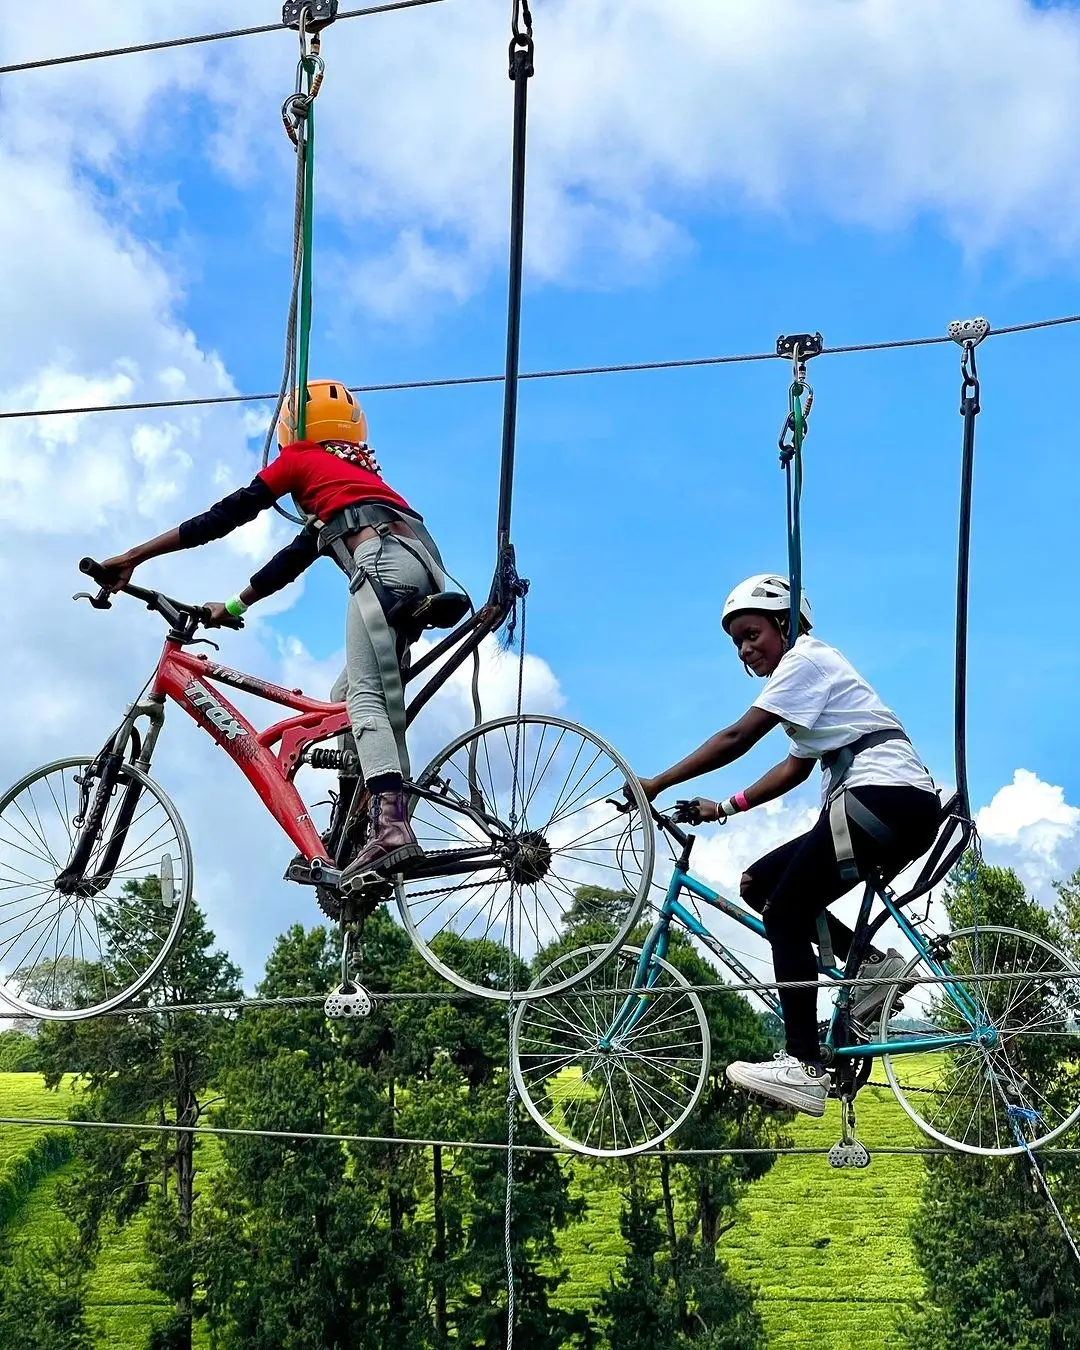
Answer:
[
  {"left": 198, "top": 606, "right": 244, "bottom": 632},
  {"left": 80, "top": 557, "right": 111, "bottom": 586}
]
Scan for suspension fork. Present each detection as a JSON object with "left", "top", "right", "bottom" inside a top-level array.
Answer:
[{"left": 56, "top": 698, "right": 166, "bottom": 894}]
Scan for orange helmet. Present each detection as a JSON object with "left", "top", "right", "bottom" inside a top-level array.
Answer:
[{"left": 277, "top": 379, "right": 368, "bottom": 447}]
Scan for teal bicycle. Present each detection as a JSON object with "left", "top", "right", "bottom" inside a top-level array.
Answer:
[{"left": 512, "top": 804, "right": 1080, "bottom": 1161}]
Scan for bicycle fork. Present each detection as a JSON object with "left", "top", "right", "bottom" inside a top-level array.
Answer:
[
  {"left": 55, "top": 696, "right": 168, "bottom": 898},
  {"left": 600, "top": 913, "right": 671, "bottom": 1050}
]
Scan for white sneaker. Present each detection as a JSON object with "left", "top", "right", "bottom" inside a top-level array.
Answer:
[
  {"left": 725, "top": 1054, "right": 831, "bottom": 1116},
  {"left": 850, "top": 948, "right": 910, "bottom": 1025}
]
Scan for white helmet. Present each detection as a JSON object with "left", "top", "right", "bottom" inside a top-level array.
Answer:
[{"left": 721, "top": 573, "right": 813, "bottom": 634}]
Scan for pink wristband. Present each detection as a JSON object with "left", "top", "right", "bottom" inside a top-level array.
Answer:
[{"left": 733, "top": 791, "right": 750, "bottom": 813}]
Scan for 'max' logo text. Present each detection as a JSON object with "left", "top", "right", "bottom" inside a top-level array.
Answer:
[{"left": 184, "top": 681, "right": 247, "bottom": 742}]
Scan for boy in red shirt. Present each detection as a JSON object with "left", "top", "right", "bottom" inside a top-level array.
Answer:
[{"left": 100, "top": 380, "right": 449, "bottom": 895}]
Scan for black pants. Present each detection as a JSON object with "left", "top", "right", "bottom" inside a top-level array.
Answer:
[{"left": 741, "top": 786, "right": 942, "bottom": 1062}]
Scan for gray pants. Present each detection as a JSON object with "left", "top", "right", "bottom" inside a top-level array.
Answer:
[{"left": 328, "top": 534, "right": 442, "bottom": 780}]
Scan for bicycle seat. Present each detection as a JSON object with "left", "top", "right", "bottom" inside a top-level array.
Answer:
[{"left": 389, "top": 590, "right": 471, "bottom": 634}]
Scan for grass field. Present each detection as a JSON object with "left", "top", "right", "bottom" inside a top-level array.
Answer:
[{"left": 2, "top": 1076, "right": 217, "bottom": 1348}]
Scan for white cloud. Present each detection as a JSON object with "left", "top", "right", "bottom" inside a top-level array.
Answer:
[
  {"left": 976, "top": 768, "right": 1080, "bottom": 897},
  {"left": 10, "top": 2, "right": 1080, "bottom": 322},
  {"left": 203, "top": 0, "right": 1080, "bottom": 312}
]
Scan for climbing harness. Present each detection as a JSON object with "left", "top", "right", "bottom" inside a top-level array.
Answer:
[
  {"left": 776, "top": 331, "right": 821, "bottom": 649},
  {"left": 823, "top": 730, "right": 912, "bottom": 884}
]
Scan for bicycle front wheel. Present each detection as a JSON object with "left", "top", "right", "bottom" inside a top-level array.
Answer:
[
  {"left": 512, "top": 944, "right": 710, "bottom": 1156},
  {"left": 397, "top": 716, "right": 654, "bottom": 1000},
  {"left": 0, "top": 757, "right": 193, "bottom": 1019},
  {"left": 881, "top": 925, "right": 1080, "bottom": 1155}
]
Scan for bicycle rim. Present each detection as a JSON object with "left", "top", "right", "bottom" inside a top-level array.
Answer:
[
  {"left": 396, "top": 715, "right": 654, "bottom": 1000},
  {"left": 0, "top": 757, "right": 193, "bottom": 1019},
  {"left": 513, "top": 944, "right": 710, "bottom": 1156},
  {"left": 881, "top": 925, "right": 1080, "bottom": 1155}
]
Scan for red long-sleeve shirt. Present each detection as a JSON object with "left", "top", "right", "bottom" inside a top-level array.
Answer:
[{"left": 177, "top": 441, "right": 417, "bottom": 598}]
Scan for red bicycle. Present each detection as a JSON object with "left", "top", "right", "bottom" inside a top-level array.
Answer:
[{"left": 0, "top": 561, "right": 654, "bottom": 1019}]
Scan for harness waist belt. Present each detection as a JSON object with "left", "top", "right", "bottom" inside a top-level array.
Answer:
[
  {"left": 317, "top": 501, "right": 446, "bottom": 576},
  {"left": 820, "top": 728, "right": 911, "bottom": 799}
]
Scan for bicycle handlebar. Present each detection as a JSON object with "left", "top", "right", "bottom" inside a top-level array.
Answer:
[
  {"left": 608, "top": 794, "right": 694, "bottom": 852},
  {"left": 76, "top": 558, "right": 244, "bottom": 634}
]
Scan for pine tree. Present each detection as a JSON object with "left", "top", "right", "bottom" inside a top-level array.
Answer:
[
  {"left": 35, "top": 880, "right": 242, "bottom": 1350},
  {"left": 202, "top": 913, "right": 592, "bottom": 1349},
  {"left": 900, "top": 859, "right": 1080, "bottom": 1350},
  {"left": 0, "top": 1233, "right": 94, "bottom": 1349}
]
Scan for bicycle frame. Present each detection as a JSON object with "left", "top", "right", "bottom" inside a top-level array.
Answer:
[
  {"left": 119, "top": 636, "right": 352, "bottom": 860},
  {"left": 603, "top": 857, "right": 983, "bottom": 1062},
  {"left": 104, "top": 633, "right": 520, "bottom": 882}
]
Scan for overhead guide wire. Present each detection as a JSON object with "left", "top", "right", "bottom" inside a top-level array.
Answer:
[
  {"left": 4, "top": 309, "right": 1080, "bottom": 424},
  {"left": 0, "top": 0, "right": 446, "bottom": 77}
]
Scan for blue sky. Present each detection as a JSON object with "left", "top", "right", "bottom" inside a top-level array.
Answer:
[{"left": 1, "top": 0, "right": 1078, "bottom": 975}]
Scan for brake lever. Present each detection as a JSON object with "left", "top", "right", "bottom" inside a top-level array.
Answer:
[
  {"left": 188, "top": 637, "right": 221, "bottom": 651},
  {"left": 73, "top": 589, "right": 112, "bottom": 610},
  {"left": 606, "top": 797, "right": 633, "bottom": 815}
]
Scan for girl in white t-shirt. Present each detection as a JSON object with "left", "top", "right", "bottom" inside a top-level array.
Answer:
[{"left": 636, "top": 574, "right": 940, "bottom": 1117}]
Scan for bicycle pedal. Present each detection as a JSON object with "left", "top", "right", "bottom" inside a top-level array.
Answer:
[
  {"left": 324, "top": 983, "right": 373, "bottom": 1019},
  {"left": 828, "top": 1139, "right": 871, "bottom": 1169},
  {"left": 340, "top": 867, "right": 395, "bottom": 897},
  {"left": 285, "top": 857, "right": 342, "bottom": 889}
]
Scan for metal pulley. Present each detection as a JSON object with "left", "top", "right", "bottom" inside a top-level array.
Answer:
[{"left": 283, "top": 0, "right": 339, "bottom": 31}]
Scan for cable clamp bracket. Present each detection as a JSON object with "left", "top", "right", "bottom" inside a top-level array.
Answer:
[
  {"left": 947, "top": 317, "right": 990, "bottom": 348},
  {"left": 283, "top": 0, "right": 339, "bottom": 32},
  {"left": 828, "top": 1094, "right": 871, "bottom": 1168}
]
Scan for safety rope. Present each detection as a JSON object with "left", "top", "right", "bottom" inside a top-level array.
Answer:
[
  {"left": 1008, "top": 1107, "right": 1080, "bottom": 1267},
  {"left": 949, "top": 317, "right": 988, "bottom": 825},
  {"left": 498, "top": 6, "right": 534, "bottom": 1343},
  {"left": 948, "top": 319, "right": 990, "bottom": 962},
  {"left": 261, "top": 11, "right": 329, "bottom": 527},
  {"left": 14, "top": 961, "right": 1080, "bottom": 1024},
  {"left": 503, "top": 591, "right": 526, "bottom": 1350},
  {"left": 776, "top": 335, "right": 819, "bottom": 646}
]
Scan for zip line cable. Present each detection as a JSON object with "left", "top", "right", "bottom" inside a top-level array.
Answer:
[
  {"left": 10, "top": 961, "right": 1079, "bottom": 1018},
  {"left": 3, "top": 309, "right": 1079, "bottom": 426},
  {"left": 3, "top": 1113, "right": 1080, "bottom": 1159},
  {"left": 0, "top": 0, "right": 445, "bottom": 78}
]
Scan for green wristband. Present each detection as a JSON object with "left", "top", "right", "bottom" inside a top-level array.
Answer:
[{"left": 225, "top": 596, "right": 248, "bottom": 618}]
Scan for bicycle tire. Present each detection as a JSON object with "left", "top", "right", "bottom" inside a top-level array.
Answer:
[
  {"left": 881, "top": 925, "right": 1080, "bottom": 1155},
  {"left": 512, "top": 943, "right": 710, "bottom": 1156},
  {"left": 0, "top": 756, "right": 193, "bottom": 1019},
  {"left": 395, "top": 715, "right": 654, "bottom": 1000}
]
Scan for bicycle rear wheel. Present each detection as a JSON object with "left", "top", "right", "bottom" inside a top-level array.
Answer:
[
  {"left": 880, "top": 926, "right": 1080, "bottom": 1155},
  {"left": 512, "top": 944, "right": 710, "bottom": 1156},
  {"left": 396, "top": 716, "right": 654, "bottom": 1000},
  {"left": 0, "top": 757, "right": 192, "bottom": 1019}
]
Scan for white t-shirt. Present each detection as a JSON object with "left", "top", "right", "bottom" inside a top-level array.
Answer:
[{"left": 752, "top": 635, "right": 936, "bottom": 804}]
